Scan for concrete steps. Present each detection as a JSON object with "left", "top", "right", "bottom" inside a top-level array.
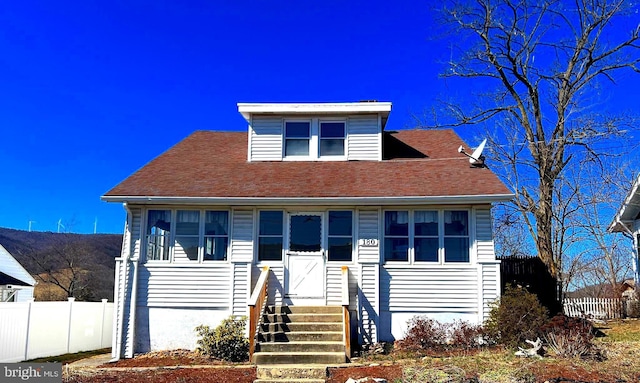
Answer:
[
  {"left": 255, "top": 365, "right": 327, "bottom": 383},
  {"left": 253, "top": 305, "right": 346, "bottom": 366}
]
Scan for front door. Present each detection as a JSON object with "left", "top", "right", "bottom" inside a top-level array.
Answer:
[{"left": 286, "top": 212, "right": 326, "bottom": 303}]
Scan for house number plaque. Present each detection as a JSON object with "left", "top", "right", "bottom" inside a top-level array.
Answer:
[{"left": 359, "top": 239, "right": 378, "bottom": 247}]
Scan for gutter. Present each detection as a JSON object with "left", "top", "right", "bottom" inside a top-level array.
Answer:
[{"left": 101, "top": 194, "right": 515, "bottom": 205}]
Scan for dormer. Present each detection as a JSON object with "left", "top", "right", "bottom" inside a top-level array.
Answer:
[{"left": 238, "top": 102, "right": 392, "bottom": 162}]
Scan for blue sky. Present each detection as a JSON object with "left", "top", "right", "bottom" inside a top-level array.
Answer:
[{"left": 0, "top": 1, "right": 638, "bottom": 234}]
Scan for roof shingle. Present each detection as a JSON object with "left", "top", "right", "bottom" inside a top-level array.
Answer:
[{"left": 103, "top": 129, "right": 511, "bottom": 200}]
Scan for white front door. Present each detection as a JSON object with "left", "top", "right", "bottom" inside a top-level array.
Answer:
[{"left": 286, "top": 212, "right": 326, "bottom": 303}]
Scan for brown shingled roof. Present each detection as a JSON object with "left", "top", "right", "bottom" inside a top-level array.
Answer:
[{"left": 103, "top": 129, "right": 511, "bottom": 200}]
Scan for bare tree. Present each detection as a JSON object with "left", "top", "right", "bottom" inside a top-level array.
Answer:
[
  {"left": 561, "top": 163, "right": 634, "bottom": 297},
  {"left": 427, "top": 0, "right": 639, "bottom": 279}
]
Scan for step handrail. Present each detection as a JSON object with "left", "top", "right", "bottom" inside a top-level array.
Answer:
[
  {"left": 341, "top": 265, "right": 351, "bottom": 361},
  {"left": 249, "top": 266, "right": 270, "bottom": 361}
]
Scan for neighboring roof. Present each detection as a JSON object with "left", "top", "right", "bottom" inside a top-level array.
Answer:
[
  {"left": 0, "top": 271, "right": 31, "bottom": 287},
  {"left": 102, "top": 129, "right": 513, "bottom": 204},
  {"left": 0, "top": 244, "right": 36, "bottom": 286},
  {"left": 237, "top": 102, "right": 392, "bottom": 128},
  {"left": 609, "top": 173, "right": 640, "bottom": 232}
]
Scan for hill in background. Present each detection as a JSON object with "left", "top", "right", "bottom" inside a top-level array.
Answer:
[{"left": 0, "top": 227, "right": 122, "bottom": 301}]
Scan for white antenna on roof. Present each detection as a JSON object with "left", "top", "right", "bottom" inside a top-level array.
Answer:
[{"left": 458, "top": 138, "right": 487, "bottom": 167}]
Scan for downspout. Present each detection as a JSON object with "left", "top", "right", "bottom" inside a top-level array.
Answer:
[
  {"left": 128, "top": 246, "right": 140, "bottom": 359},
  {"left": 110, "top": 203, "right": 133, "bottom": 362}
]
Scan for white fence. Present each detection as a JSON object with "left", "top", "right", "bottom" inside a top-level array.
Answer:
[
  {"left": 564, "top": 297, "right": 624, "bottom": 320},
  {"left": 0, "top": 298, "right": 113, "bottom": 363}
]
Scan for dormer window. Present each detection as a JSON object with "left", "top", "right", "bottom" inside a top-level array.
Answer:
[
  {"left": 284, "top": 121, "right": 310, "bottom": 156},
  {"left": 320, "top": 121, "right": 345, "bottom": 156}
]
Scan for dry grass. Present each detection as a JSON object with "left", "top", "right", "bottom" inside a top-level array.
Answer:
[{"left": 354, "top": 319, "right": 640, "bottom": 382}]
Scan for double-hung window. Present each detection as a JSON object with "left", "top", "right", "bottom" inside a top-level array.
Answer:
[
  {"left": 319, "top": 121, "right": 345, "bottom": 156},
  {"left": 174, "top": 210, "right": 200, "bottom": 262},
  {"left": 284, "top": 121, "right": 310, "bottom": 156},
  {"left": 444, "top": 211, "right": 469, "bottom": 262},
  {"left": 258, "top": 211, "right": 284, "bottom": 261},
  {"left": 327, "top": 211, "right": 353, "bottom": 261},
  {"left": 384, "top": 211, "right": 409, "bottom": 261},
  {"left": 204, "top": 211, "right": 229, "bottom": 261},
  {"left": 414, "top": 211, "right": 439, "bottom": 262},
  {"left": 146, "top": 210, "right": 171, "bottom": 261},
  {"left": 384, "top": 210, "right": 470, "bottom": 263}
]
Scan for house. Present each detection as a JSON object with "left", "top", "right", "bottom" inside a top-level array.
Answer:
[
  {"left": 0, "top": 243, "right": 36, "bottom": 302},
  {"left": 102, "top": 101, "right": 513, "bottom": 361},
  {"left": 609, "top": 173, "right": 640, "bottom": 289}
]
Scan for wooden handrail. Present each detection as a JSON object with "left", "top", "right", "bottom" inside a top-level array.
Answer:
[
  {"left": 341, "top": 266, "right": 351, "bottom": 361},
  {"left": 248, "top": 266, "right": 270, "bottom": 361}
]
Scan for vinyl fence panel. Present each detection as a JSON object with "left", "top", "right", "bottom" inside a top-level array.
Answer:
[
  {"left": 564, "top": 297, "right": 623, "bottom": 320},
  {"left": 0, "top": 302, "right": 30, "bottom": 363},
  {"left": 0, "top": 299, "right": 113, "bottom": 362}
]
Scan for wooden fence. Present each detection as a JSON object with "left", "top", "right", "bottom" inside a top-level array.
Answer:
[{"left": 563, "top": 297, "right": 624, "bottom": 320}]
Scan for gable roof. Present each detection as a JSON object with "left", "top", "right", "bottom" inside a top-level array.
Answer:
[
  {"left": 610, "top": 173, "right": 640, "bottom": 233},
  {"left": 0, "top": 244, "right": 36, "bottom": 286},
  {"left": 102, "top": 129, "right": 512, "bottom": 205}
]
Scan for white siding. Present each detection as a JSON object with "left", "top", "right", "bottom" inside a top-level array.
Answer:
[
  {"left": 480, "top": 262, "right": 500, "bottom": 321},
  {"left": 359, "top": 263, "right": 378, "bottom": 344},
  {"left": 357, "top": 210, "right": 380, "bottom": 263},
  {"left": 249, "top": 116, "right": 283, "bottom": 161},
  {"left": 381, "top": 266, "right": 479, "bottom": 312},
  {"left": 475, "top": 207, "right": 495, "bottom": 262},
  {"left": 232, "top": 263, "right": 250, "bottom": 317},
  {"left": 231, "top": 209, "right": 254, "bottom": 262},
  {"left": 252, "top": 264, "right": 285, "bottom": 305},
  {"left": 325, "top": 265, "right": 358, "bottom": 311},
  {"left": 138, "top": 265, "right": 231, "bottom": 307},
  {"left": 347, "top": 115, "right": 380, "bottom": 161}
]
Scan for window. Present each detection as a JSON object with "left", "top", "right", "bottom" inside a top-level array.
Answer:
[
  {"left": 284, "top": 121, "right": 310, "bottom": 156},
  {"left": 383, "top": 210, "right": 470, "bottom": 263},
  {"left": 384, "top": 211, "right": 409, "bottom": 261},
  {"left": 414, "top": 211, "right": 438, "bottom": 262},
  {"left": 258, "top": 211, "right": 284, "bottom": 261},
  {"left": 204, "top": 211, "right": 229, "bottom": 261},
  {"left": 328, "top": 211, "right": 353, "bottom": 261},
  {"left": 320, "top": 121, "right": 345, "bottom": 156},
  {"left": 144, "top": 209, "right": 229, "bottom": 262},
  {"left": 290, "top": 214, "right": 321, "bottom": 252},
  {"left": 444, "top": 211, "right": 469, "bottom": 262},
  {"left": 174, "top": 210, "right": 200, "bottom": 262},
  {"left": 146, "top": 210, "right": 171, "bottom": 261}
]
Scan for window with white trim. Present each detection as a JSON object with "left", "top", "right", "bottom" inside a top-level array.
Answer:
[
  {"left": 146, "top": 210, "right": 171, "bottom": 261},
  {"left": 384, "top": 211, "right": 409, "bottom": 261},
  {"left": 319, "top": 121, "right": 345, "bottom": 156},
  {"left": 145, "top": 209, "right": 229, "bottom": 262},
  {"left": 327, "top": 211, "right": 353, "bottom": 261},
  {"left": 204, "top": 211, "right": 229, "bottom": 261},
  {"left": 258, "top": 211, "right": 284, "bottom": 261},
  {"left": 384, "top": 210, "right": 470, "bottom": 263},
  {"left": 444, "top": 210, "right": 469, "bottom": 262},
  {"left": 284, "top": 121, "right": 310, "bottom": 156}
]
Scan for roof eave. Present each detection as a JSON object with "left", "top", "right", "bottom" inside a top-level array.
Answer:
[
  {"left": 609, "top": 173, "right": 640, "bottom": 233},
  {"left": 101, "top": 193, "right": 514, "bottom": 205},
  {"left": 237, "top": 102, "right": 392, "bottom": 122}
]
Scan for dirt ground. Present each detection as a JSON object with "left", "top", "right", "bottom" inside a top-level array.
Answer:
[{"left": 64, "top": 327, "right": 640, "bottom": 383}]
